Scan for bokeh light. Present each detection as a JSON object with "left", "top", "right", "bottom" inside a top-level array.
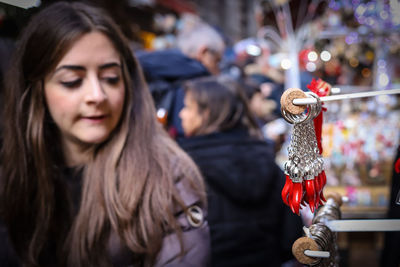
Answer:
[
  {"left": 320, "top": 50, "right": 332, "bottom": 61},
  {"left": 281, "top": 58, "right": 292, "bottom": 70}
]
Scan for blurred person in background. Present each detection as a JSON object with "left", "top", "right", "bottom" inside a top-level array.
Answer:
[
  {"left": 0, "top": 36, "right": 17, "bottom": 267},
  {"left": 380, "top": 144, "right": 400, "bottom": 267},
  {"left": 230, "top": 37, "right": 287, "bottom": 153},
  {"left": 0, "top": 2, "right": 210, "bottom": 266},
  {"left": 239, "top": 75, "right": 286, "bottom": 155},
  {"left": 0, "top": 37, "right": 14, "bottom": 89},
  {"left": 137, "top": 15, "right": 225, "bottom": 139},
  {"left": 0, "top": 37, "right": 15, "bottom": 149},
  {"left": 178, "top": 75, "right": 303, "bottom": 267},
  {"left": 244, "top": 75, "right": 284, "bottom": 125},
  {"left": 233, "top": 37, "right": 284, "bottom": 92}
]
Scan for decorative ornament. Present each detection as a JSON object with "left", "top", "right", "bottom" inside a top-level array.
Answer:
[{"left": 280, "top": 79, "right": 331, "bottom": 214}]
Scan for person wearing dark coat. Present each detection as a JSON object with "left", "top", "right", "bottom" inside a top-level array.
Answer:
[
  {"left": 137, "top": 21, "right": 225, "bottom": 139},
  {"left": 137, "top": 48, "right": 209, "bottom": 138},
  {"left": 380, "top": 145, "right": 400, "bottom": 267},
  {"left": 178, "top": 75, "right": 303, "bottom": 267}
]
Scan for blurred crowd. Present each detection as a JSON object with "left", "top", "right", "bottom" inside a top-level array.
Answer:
[{"left": 0, "top": 1, "right": 399, "bottom": 267}]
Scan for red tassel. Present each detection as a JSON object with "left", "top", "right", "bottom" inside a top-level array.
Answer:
[
  {"left": 313, "top": 112, "right": 323, "bottom": 154},
  {"left": 282, "top": 175, "right": 293, "bottom": 206},
  {"left": 291, "top": 182, "right": 303, "bottom": 215},
  {"left": 314, "top": 174, "right": 321, "bottom": 205},
  {"left": 305, "top": 179, "right": 316, "bottom": 213},
  {"left": 321, "top": 171, "right": 327, "bottom": 187}
]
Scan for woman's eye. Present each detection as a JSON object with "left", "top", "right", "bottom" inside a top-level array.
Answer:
[
  {"left": 104, "top": 76, "right": 120, "bottom": 85},
  {"left": 60, "top": 79, "right": 82, "bottom": 88}
]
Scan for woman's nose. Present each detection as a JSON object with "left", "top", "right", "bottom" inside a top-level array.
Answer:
[{"left": 85, "top": 76, "right": 107, "bottom": 103}]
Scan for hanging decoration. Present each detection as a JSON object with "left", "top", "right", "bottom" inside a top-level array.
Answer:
[
  {"left": 280, "top": 86, "right": 326, "bottom": 215},
  {"left": 280, "top": 79, "right": 332, "bottom": 215}
]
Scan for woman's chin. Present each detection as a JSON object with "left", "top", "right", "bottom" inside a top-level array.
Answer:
[{"left": 78, "top": 134, "right": 111, "bottom": 146}]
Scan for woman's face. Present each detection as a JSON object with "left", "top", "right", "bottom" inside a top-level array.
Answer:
[
  {"left": 179, "top": 91, "right": 204, "bottom": 136},
  {"left": 44, "top": 31, "right": 125, "bottom": 153}
]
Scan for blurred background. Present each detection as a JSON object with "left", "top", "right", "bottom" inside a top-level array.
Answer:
[{"left": 1, "top": 0, "right": 399, "bottom": 266}]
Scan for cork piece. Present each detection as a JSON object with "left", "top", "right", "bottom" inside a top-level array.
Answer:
[
  {"left": 292, "top": 237, "right": 320, "bottom": 265},
  {"left": 325, "top": 191, "right": 343, "bottom": 207},
  {"left": 280, "top": 88, "right": 307, "bottom": 115}
]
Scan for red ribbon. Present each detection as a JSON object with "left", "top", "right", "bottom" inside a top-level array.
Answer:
[
  {"left": 395, "top": 157, "right": 400, "bottom": 174},
  {"left": 307, "top": 78, "right": 330, "bottom": 154}
]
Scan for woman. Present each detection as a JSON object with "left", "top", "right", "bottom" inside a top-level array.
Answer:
[
  {"left": 0, "top": 2, "right": 209, "bottom": 266},
  {"left": 178, "top": 75, "right": 303, "bottom": 267}
]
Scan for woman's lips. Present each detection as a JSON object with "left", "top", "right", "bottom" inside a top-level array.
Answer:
[{"left": 81, "top": 115, "right": 108, "bottom": 123}]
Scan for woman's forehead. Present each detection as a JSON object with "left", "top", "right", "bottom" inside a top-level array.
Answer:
[{"left": 55, "top": 32, "right": 120, "bottom": 68}]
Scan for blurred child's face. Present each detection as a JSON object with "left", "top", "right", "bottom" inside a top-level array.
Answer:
[
  {"left": 44, "top": 31, "right": 125, "bottom": 155},
  {"left": 179, "top": 91, "right": 204, "bottom": 136},
  {"left": 250, "top": 92, "right": 276, "bottom": 119}
]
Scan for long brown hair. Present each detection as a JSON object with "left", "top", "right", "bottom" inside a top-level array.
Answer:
[
  {"left": 0, "top": 2, "right": 205, "bottom": 266},
  {"left": 183, "top": 75, "right": 262, "bottom": 138}
]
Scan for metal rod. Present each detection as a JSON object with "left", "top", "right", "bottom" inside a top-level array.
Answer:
[
  {"left": 304, "top": 250, "right": 331, "bottom": 258},
  {"left": 326, "top": 219, "right": 400, "bottom": 232},
  {"left": 293, "top": 88, "right": 400, "bottom": 105}
]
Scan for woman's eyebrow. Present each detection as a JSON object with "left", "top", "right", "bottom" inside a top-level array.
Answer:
[
  {"left": 53, "top": 62, "right": 121, "bottom": 74},
  {"left": 99, "top": 62, "right": 121, "bottom": 70},
  {"left": 54, "top": 65, "right": 85, "bottom": 73}
]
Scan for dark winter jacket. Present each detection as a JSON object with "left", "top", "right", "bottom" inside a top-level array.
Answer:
[
  {"left": 137, "top": 49, "right": 210, "bottom": 138},
  {"left": 178, "top": 128, "right": 303, "bottom": 267},
  {"left": 381, "top": 146, "right": 400, "bottom": 267}
]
